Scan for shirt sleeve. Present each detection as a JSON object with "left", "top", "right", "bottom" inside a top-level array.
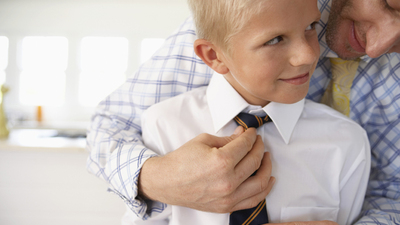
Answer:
[{"left": 85, "top": 17, "right": 213, "bottom": 220}]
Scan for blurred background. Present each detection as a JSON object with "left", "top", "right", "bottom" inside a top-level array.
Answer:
[{"left": 0, "top": 0, "right": 190, "bottom": 224}]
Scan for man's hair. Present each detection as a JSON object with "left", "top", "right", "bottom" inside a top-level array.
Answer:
[{"left": 187, "top": 0, "right": 265, "bottom": 53}]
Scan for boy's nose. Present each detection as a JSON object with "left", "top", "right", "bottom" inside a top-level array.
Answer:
[
  {"left": 365, "top": 18, "right": 400, "bottom": 58},
  {"left": 289, "top": 38, "right": 318, "bottom": 67}
]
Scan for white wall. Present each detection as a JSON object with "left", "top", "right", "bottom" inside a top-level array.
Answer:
[{"left": 0, "top": 0, "right": 191, "bottom": 124}]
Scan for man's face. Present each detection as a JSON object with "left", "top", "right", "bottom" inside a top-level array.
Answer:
[{"left": 326, "top": 0, "right": 400, "bottom": 59}]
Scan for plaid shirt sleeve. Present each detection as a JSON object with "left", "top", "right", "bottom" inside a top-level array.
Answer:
[{"left": 85, "top": 17, "right": 213, "bottom": 219}]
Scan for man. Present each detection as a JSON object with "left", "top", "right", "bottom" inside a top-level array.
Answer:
[{"left": 86, "top": 0, "right": 400, "bottom": 224}]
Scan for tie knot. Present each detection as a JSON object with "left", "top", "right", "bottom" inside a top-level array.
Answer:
[{"left": 234, "top": 112, "right": 271, "bottom": 130}]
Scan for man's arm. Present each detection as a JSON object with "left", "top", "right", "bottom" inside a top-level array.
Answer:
[{"left": 86, "top": 106, "right": 275, "bottom": 219}]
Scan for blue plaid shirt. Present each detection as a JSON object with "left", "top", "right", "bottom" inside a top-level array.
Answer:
[{"left": 86, "top": 0, "right": 400, "bottom": 223}]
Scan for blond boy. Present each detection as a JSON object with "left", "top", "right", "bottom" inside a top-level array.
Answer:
[{"left": 122, "top": 0, "right": 370, "bottom": 224}]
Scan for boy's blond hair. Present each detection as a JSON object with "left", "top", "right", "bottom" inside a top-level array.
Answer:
[{"left": 187, "top": 0, "right": 265, "bottom": 53}]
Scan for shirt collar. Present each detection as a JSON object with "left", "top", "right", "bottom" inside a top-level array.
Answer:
[
  {"left": 207, "top": 73, "right": 249, "bottom": 133},
  {"left": 207, "top": 73, "right": 305, "bottom": 144},
  {"left": 263, "top": 98, "right": 304, "bottom": 144}
]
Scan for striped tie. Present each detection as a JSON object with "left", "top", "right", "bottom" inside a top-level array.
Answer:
[{"left": 230, "top": 112, "right": 272, "bottom": 225}]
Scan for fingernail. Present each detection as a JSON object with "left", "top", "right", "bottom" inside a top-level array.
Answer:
[{"left": 233, "top": 126, "right": 244, "bottom": 135}]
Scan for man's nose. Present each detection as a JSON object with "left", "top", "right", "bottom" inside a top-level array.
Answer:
[{"left": 365, "top": 20, "right": 400, "bottom": 58}]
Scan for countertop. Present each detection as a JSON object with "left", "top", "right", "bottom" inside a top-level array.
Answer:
[{"left": 0, "top": 128, "right": 86, "bottom": 152}]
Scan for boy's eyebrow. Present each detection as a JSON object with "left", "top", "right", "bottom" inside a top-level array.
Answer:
[
  {"left": 250, "top": 28, "right": 285, "bottom": 44},
  {"left": 249, "top": 10, "right": 322, "bottom": 45}
]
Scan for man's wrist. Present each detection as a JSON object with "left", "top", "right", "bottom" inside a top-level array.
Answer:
[{"left": 138, "top": 156, "right": 164, "bottom": 201}]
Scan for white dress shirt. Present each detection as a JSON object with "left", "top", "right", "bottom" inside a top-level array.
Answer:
[{"left": 128, "top": 74, "right": 371, "bottom": 225}]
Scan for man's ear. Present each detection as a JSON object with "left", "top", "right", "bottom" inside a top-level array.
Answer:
[{"left": 194, "top": 39, "right": 229, "bottom": 74}]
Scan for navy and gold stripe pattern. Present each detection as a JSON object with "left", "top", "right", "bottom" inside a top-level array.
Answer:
[
  {"left": 234, "top": 113, "right": 270, "bottom": 131},
  {"left": 230, "top": 112, "right": 272, "bottom": 225}
]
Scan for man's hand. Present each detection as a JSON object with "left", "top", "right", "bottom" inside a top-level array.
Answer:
[
  {"left": 138, "top": 127, "right": 275, "bottom": 213},
  {"left": 266, "top": 221, "right": 338, "bottom": 225}
]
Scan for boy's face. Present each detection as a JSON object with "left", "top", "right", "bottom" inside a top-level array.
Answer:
[{"left": 220, "top": 0, "right": 320, "bottom": 106}]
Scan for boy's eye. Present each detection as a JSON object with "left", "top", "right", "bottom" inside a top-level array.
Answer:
[
  {"left": 264, "top": 36, "right": 283, "bottom": 46},
  {"left": 306, "top": 22, "right": 319, "bottom": 31}
]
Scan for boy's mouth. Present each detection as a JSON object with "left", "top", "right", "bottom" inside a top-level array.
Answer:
[{"left": 280, "top": 72, "right": 310, "bottom": 85}]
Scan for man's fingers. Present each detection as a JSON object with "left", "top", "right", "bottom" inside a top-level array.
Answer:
[
  {"left": 196, "top": 126, "right": 245, "bottom": 149},
  {"left": 234, "top": 135, "right": 266, "bottom": 182},
  {"left": 230, "top": 152, "right": 275, "bottom": 211},
  {"left": 163, "top": 129, "right": 265, "bottom": 213},
  {"left": 219, "top": 128, "right": 259, "bottom": 165},
  {"left": 232, "top": 176, "right": 275, "bottom": 211},
  {"left": 233, "top": 126, "right": 245, "bottom": 136},
  {"left": 197, "top": 127, "right": 257, "bottom": 167}
]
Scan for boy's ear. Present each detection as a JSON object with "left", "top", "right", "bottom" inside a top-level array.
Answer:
[{"left": 194, "top": 39, "right": 229, "bottom": 74}]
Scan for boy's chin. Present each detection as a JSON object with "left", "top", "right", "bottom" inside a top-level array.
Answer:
[
  {"left": 282, "top": 98, "right": 306, "bottom": 104},
  {"left": 279, "top": 92, "right": 308, "bottom": 104}
]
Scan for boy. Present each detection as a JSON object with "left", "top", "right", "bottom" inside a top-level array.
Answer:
[{"left": 125, "top": 0, "right": 370, "bottom": 224}]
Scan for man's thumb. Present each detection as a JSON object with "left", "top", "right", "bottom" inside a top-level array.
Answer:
[{"left": 233, "top": 126, "right": 245, "bottom": 137}]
